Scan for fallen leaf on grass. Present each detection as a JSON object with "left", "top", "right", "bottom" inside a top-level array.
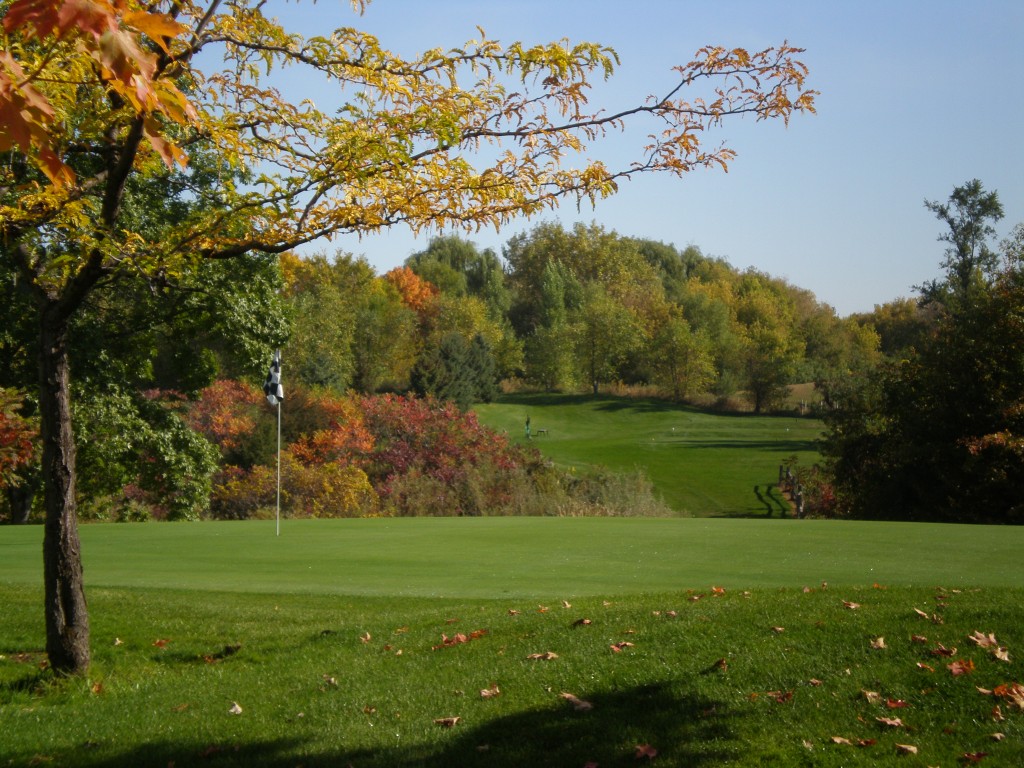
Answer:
[
  {"left": 931, "top": 643, "right": 957, "bottom": 657},
  {"left": 480, "top": 685, "right": 500, "bottom": 699},
  {"left": 831, "top": 736, "right": 852, "bottom": 745},
  {"left": 113, "top": 638, "right": 123, "bottom": 646},
  {"left": 911, "top": 634, "right": 929, "bottom": 644},
  {"left": 711, "top": 586, "right": 726, "bottom": 596},
  {"left": 961, "top": 752, "right": 988, "bottom": 763},
  {"left": 434, "top": 717, "right": 460, "bottom": 728},
  {"left": 858, "top": 739, "right": 877, "bottom": 747},
  {"left": 703, "top": 657, "right": 728, "bottom": 674},
  {"left": 948, "top": 659, "right": 976, "bottom": 676},
  {"left": 228, "top": 702, "right": 243, "bottom": 715},
  {"left": 559, "top": 692, "right": 593, "bottom": 711},
  {"left": 609, "top": 641, "right": 634, "bottom": 653},
  {"left": 572, "top": 618, "right": 592, "bottom": 627},
  {"left": 635, "top": 743, "right": 658, "bottom": 759},
  {"left": 887, "top": 698, "right": 909, "bottom": 709},
  {"left": 993, "top": 647, "right": 1011, "bottom": 662},
  {"left": 914, "top": 608, "right": 930, "bottom": 618},
  {"left": 360, "top": 632, "right": 371, "bottom": 644},
  {"left": 843, "top": 601, "right": 860, "bottom": 610},
  {"left": 876, "top": 716, "right": 904, "bottom": 728},
  {"left": 863, "top": 690, "right": 882, "bottom": 704},
  {"left": 993, "top": 682, "right": 1024, "bottom": 710},
  {"left": 507, "top": 609, "right": 520, "bottom": 616},
  {"left": 432, "top": 630, "right": 488, "bottom": 651},
  {"left": 991, "top": 733, "right": 1005, "bottom": 742},
  {"left": 526, "top": 652, "right": 559, "bottom": 661},
  {"left": 894, "top": 743, "right": 917, "bottom": 755},
  {"left": 968, "top": 631, "right": 999, "bottom": 648},
  {"left": 771, "top": 626, "right": 785, "bottom": 634},
  {"left": 771, "top": 690, "right": 794, "bottom": 704},
  {"left": 90, "top": 681, "right": 104, "bottom": 695},
  {"left": 871, "top": 636, "right": 887, "bottom": 649},
  {"left": 204, "top": 643, "right": 242, "bottom": 664},
  {"left": 561, "top": 600, "right": 572, "bottom": 609},
  {"left": 152, "top": 638, "right": 171, "bottom": 648},
  {"left": 917, "top": 662, "right": 935, "bottom": 672}
]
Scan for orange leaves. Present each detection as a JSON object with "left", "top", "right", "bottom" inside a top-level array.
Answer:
[
  {"left": 384, "top": 267, "right": 439, "bottom": 317},
  {"left": 992, "top": 683, "right": 1024, "bottom": 711},
  {"left": 432, "top": 629, "right": 488, "bottom": 650},
  {"left": 948, "top": 659, "right": 976, "bottom": 677},
  {"left": 2, "top": 0, "right": 194, "bottom": 185}
]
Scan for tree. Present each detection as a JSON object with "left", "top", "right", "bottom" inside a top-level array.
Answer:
[
  {"left": 733, "top": 271, "right": 804, "bottom": 413},
  {"left": 647, "top": 314, "right": 716, "bottom": 401},
  {"left": 823, "top": 192, "right": 1024, "bottom": 522},
  {"left": 1, "top": 0, "right": 816, "bottom": 674},
  {"left": 920, "top": 179, "right": 1005, "bottom": 306},
  {"left": 572, "top": 283, "right": 644, "bottom": 394}
]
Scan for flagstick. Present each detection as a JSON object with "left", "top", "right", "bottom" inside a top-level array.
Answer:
[{"left": 276, "top": 397, "right": 281, "bottom": 537}]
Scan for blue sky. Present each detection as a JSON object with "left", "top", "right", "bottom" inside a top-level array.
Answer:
[{"left": 267, "top": 0, "right": 1023, "bottom": 316}]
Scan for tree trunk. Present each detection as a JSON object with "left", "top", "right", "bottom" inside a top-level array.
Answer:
[
  {"left": 7, "top": 482, "right": 36, "bottom": 524},
  {"left": 39, "top": 307, "right": 90, "bottom": 675}
]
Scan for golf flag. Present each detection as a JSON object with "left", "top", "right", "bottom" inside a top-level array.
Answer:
[{"left": 263, "top": 349, "right": 283, "bottom": 406}]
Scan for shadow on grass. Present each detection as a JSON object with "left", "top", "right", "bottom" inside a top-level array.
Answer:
[{"left": 29, "top": 683, "right": 738, "bottom": 767}]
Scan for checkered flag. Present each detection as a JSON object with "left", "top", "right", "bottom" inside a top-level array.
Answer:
[{"left": 263, "top": 349, "right": 283, "bottom": 406}]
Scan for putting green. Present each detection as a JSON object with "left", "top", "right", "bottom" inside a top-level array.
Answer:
[{"left": 2, "top": 517, "right": 1021, "bottom": 597}]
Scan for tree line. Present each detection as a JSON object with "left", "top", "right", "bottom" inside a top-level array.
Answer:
[{"left": 284, "top": 222, "right": 880, "bottom": 413}]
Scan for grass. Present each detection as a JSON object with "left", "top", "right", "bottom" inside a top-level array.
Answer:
[
  {"left": 3, "top": 520, "right": 1024, "bottom": 767},
  {"left": 474, "top": 393, "right": 823, "bottom": 516},
  {"left": 4, "top": 518, "right": 1024, "bottom": 596}
]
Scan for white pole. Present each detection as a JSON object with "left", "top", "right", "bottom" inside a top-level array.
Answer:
[{"left": 276, "top": 397, "right": 281, "bottom": 537}]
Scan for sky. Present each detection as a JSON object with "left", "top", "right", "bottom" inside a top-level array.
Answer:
[{"left": 263, "top": 0, "right": 1023, "bottom": 316}]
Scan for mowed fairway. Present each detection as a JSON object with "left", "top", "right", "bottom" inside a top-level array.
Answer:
[
  {"left": 3, "top": 520, "right": 1024, "bottom": 768},
  {"left": 474, "top": 394, "right": 822, "bottom": 515},
  {"left": 3, "top": 517, "right": 1024, "bottom": 596}
]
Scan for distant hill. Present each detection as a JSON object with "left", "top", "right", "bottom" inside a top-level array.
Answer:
[{"left": 474, "top": 393, "right": 822, "bottom": 516}]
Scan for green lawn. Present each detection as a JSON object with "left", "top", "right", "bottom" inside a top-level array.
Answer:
[
  {"left": 4, "top": 517, "right": 1023, "bottom": 596},
  {"left": 474, "top": 394, "right": 823, "bottom": 516},
  {"left": 3, "top": 519, "right": 1024, "bottom": 767}
]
